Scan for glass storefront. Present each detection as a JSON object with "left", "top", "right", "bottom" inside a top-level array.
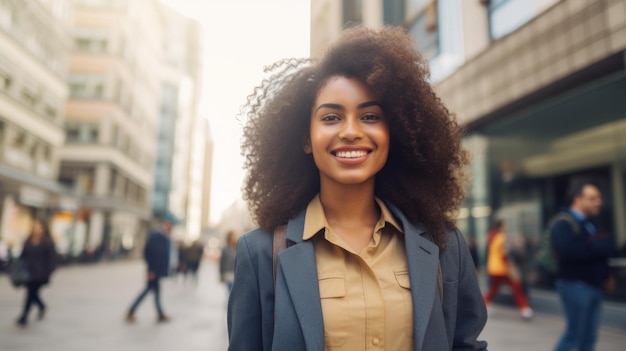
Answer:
[{"left": 461, "top": 71, "right": 626, "bottom": 302}]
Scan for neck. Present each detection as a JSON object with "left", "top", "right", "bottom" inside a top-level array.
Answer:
[
  {"left": 570, "top": 206, "right": 586, "bottom": 218},
  {"left": 319, "top": 182, "right": 378, "bottom": 229}
]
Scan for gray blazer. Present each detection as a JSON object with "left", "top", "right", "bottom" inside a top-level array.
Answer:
[{"left": 227, "top": 203, "right": 488, "bottom": 351}]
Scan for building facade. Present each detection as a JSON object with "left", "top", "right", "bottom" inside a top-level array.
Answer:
[
  {"left": 59, "top": 0, "right": 164, "bottom": 258},
  {"left": 0, "top": 0, "right": 210, "bottom": 260},
  {"left": 155, "top": 5, "right": 211, "bottom": 243},
  {"left": 0, "top": 0, "right": 75, "bottom": 254},
  {"left": 311, "top": 0, "right": 626, "bottom": 302}
]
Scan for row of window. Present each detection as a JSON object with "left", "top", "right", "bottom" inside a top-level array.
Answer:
[
  {"left": 58, "top": 163, "right": 147, "bottom": 206},
  {"left": 0, "top": 117, "right": 54, "bottom": 178},
  {"left": 0, "top": 0, "right": 69, "bottom": 77},
  {"left": 345, "top": 0, "right": 554, "bottom": 80},
  {"left": 0, "top": 64, "right": 61, "bottom": 121},
  {"left": 64, "top": 121, "right": 154, "bottom": 170},
  {"left": 68, "top": 73, "right": 156, "bottom": 137}
]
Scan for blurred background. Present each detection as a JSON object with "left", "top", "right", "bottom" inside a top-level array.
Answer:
[{"left": 1, "top": 0, "right": 626, "bottom": 350}]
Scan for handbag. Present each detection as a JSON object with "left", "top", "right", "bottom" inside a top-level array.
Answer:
[{"left": 10, "top": 259, "right": 31, "bottom": 287}]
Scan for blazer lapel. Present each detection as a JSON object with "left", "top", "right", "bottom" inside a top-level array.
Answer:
[
  {"left": 387, "top": 203, "right": 440, "bottom": 351},
  {"left": 277, "top": 212, "right": 325, "bottom": 350}
]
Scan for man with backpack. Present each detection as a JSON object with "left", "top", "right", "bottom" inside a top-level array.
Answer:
[{"left": 551, "top": 181, "right": 616, "bottom": 351}]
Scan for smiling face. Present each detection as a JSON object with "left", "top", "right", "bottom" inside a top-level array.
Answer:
[{"left": 305, "top": 76, "right": 389, "bottom": 190}]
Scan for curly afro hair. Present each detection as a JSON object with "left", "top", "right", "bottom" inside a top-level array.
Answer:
[{"left": 240, "top": 26, "right": 470, "bottom": 249}]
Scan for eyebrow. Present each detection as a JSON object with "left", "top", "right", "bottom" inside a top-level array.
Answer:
[{"left": 315, "top": 101, "right": 382, "bottom": 112}]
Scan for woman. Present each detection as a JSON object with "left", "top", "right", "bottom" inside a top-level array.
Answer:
[
  {"left": 220, "top": 231, "right": 238, "bottom": 293},
  {"left": 484, "top": 219, "right": 533, "bottom": 320},
  {"left": 16, "top": 218, "right": 57, "bottom": 327},
  {"left": 228, "top": 26, "right": 487, "bottom": 350}
]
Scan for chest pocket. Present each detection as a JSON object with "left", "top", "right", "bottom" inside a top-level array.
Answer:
[
  {"left": 394, "top": 270, "right": 414, "bottom": 337},
  {"left": 319, "top": 275, "right": 349, "bottom": 348}
]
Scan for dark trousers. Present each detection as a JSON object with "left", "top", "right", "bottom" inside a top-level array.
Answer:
[
  {"left": 128, "top": 278, "right": 164, "bottom": 316},
  {"left": 20, "top": 282, "right": 45, "bottom": 320},
  {"left": 554, "top": 279, "right": 603, "bottom": 351}
]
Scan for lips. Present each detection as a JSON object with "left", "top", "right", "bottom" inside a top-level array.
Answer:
[
  {"left": 335, "top": 150, "right": 368, "bottom": 158},
  {"left": 331, "top": 148, "right": 371, "bottom": 159}
]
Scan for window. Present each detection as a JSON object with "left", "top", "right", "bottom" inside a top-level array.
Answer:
[
  {"left": 405, "top": 0, "right": 439, "bottom": 61},
  {"left": 64, "top": 122, "right": 100, "bottom": 143},
  {"left": 489, "top": 0, "right": 536, "bottom": 40},
  {"left": 13, "top": 131, "right": 25, "bottom": 147},
  {"left": 65, "top": 123, "right": 80, "bottom": 142},
  {"left": 88, "top": 125, "right": 99, "bottom": 142},
  {"left": 75, "top": 38, "right": 91, "bottom": 51},
  {"left": 21, "top": 89, "right": 38, "bottom": 107},
  {"left": 93, "top": 84, "right": 103, "bottom": 98},
  {"left": 384, "top": 0, "right": 404, "bottom": 26},
  {"left": 44, "top": 105, "right": 57, "bottom": 120},
  {"left": 74, "top": 37, "right": 109, "bottom": 53},
  {"left": 68, "top": 74, "right": 105, "bottom": 99},
  {"left": 0, "top": 70, "right": 10, "bottom": 91},
  {"left": 109, "top": 168, "right": 118, "bottom": 195},
  {"left": 43, "top": 144, "right": 51, "bottom": 161},
  {"left": 30, "top": 142, "right": 39, "bottom": 158},
  {"left": 342, "top": 0, "right": 363, "bottom": 25},
  {"left": 58, "top": 165, "right": 95, "bottom": 194},
  {"left": 69, "top": 82, "right": 86, "bottom": 97}
]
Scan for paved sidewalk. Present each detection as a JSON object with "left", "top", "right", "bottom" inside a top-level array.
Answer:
[
  {"left": 0, "top": 260, "right": 229, "bottom": 351},
  {"left": 1, "top": 260, "right": 625, "bottom": 350},
  {"left": 480, "top": 304, "right": 626, "bottom": 350}
]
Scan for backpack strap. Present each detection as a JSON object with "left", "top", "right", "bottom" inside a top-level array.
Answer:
[
  {"left": 272, "top": 225, "right": 287, "bottom": 290},
  {"left": 550, "top": 212, "right": 581, "bottom": 235},
  {"left": 436, "top": 261, "right": 443, "bottom": 303}
]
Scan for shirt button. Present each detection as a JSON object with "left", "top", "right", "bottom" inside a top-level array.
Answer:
[{"left": 372, "top": 337, "right": 380, "bottom": 345}]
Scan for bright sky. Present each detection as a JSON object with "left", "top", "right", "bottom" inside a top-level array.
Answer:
[{"left": 160, "top": 0, "right": 311, "bottom": 226}]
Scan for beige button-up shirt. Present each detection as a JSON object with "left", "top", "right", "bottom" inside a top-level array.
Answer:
[{"left": 303, "top": 195, "right": 413, "bottom": 351}]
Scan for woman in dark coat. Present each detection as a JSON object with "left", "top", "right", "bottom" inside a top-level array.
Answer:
[{"left": 16, "top": 218, "right": 57, "bottom": 327}]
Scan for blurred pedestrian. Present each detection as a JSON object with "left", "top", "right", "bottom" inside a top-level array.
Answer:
[
  {"left": 126, "top": 213, "right": 176, "bottom": 323},
  {"left": 227, "top": 26, "right": 487, "bottom": 350},
  {"left": 552, "top": 181, "right": 616, "bottom": 351},
  {"left": 219, "top": 231, "right": 237, "bottom": 293},
  {"left": 184, "top": 240, "right": 204, "bottom": 285},
  {"left": 169, "top": 239, "right": 181, "bottom": 277},
  {"left": 0, "top": 240, "right": 10, "bottom": 272},
  {"left": 16, "top": 218, "right": 57, "bottom": 327},
  {"left": 468, "top": 235, "right": 480, "bottom": 275},
  {"left": 174, "top": 240, "right": 186, "bottom": 279},
  {"left": 483, "top": 219, "right": 534, "bottom": 320}
]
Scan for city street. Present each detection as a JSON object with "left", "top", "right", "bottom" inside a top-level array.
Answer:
[{"left": 1, "top": 260, "right": 625, "bottom": 351}]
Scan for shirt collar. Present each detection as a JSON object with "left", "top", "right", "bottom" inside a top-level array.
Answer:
[
  {"left": 569, "top": 208, "right": 586, "bottom": 221},
  {"left": 302, "top": 194, "right": 403, "bottom": 241}
]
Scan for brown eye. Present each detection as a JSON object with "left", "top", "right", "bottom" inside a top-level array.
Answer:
[
  {"left": 361, "top": 113, "right": 380, "bottom": 121},
  {"left": 321, "top": 114, "right": 341, "bottom": 122}
]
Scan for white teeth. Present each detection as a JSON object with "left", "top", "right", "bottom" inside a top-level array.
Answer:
[{"left": 336, "top": 150, "right": 367, "bottom": 158}]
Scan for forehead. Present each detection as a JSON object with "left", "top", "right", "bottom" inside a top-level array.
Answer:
[
  {"left": 315, "top": 76, "right": 375, "bottom": 102},
  {"left": 581, "top": 185, "right": 601, "bottom": 197}
]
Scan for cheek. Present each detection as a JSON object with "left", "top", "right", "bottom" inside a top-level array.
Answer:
[{"left": 377, "top": 127, "right": 391, "bottom": 151}]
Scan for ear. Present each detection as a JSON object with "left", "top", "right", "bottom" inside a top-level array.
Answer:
[{"left": 303, "top": 137, "right": 312, "bottom": 154}]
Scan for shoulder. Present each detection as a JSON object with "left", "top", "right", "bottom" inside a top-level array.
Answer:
[
  {"left": 550, "top": 212, "right": 580, "bottom": 233},
  {"left": 237, "top": 228, "right": 273, "bottom": 255},
  {"left": 438, "top": 229, "right": 465, "bottom": 264},
  {"left": 43, "top": 237, "right": 55, "bottom": 248},
  {"left": 439, "top": 230, "right": 469, "bottom": 281}
]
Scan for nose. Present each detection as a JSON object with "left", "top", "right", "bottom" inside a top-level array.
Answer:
[{"left": 338, "top": 115, "right": 363, "bottom": 141}]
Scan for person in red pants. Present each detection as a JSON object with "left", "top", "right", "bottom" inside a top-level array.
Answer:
[{"left": 484, "top": 219, "right": 534, "bottom": 320}]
